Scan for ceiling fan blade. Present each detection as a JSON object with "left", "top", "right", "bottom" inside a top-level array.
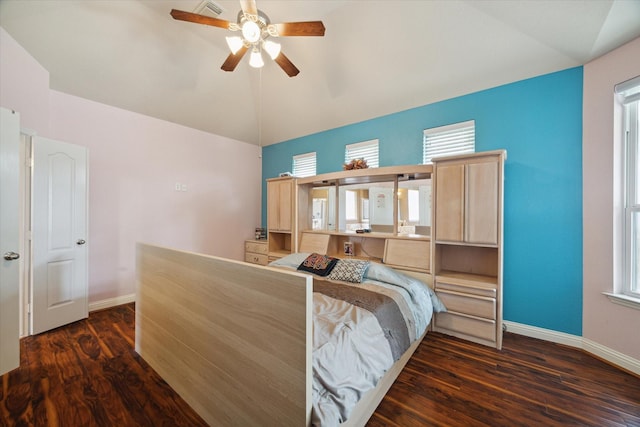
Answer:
[
  {"left": 221, "top": 46, "right": 249, "bottom": 72},
  {"left": 274, "top": 52, "right": 300, "bottom": 77},
  {"left": 240, "top": 0, "right": 258, "bottom": 17},
  {"left": 274, "top": 21, "right": 325, "bottom": 37},
  {"left": 170, "top": 9, "right": 231, "bottom": 29}
]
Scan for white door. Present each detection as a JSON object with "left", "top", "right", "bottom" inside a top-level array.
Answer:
[
  {"left": 31, "top": 137, "right": 88, "bottom": 335},
  {"left": 0, "top": 107, "right": 21, "bottom": 375}
]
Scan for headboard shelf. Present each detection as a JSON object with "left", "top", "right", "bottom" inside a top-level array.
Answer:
[
  {"left": 299, "top": 229, "right": 431, "bottom": 241},
  {"left": 298, "top": 230, "right": 431, "bottom": 274}
]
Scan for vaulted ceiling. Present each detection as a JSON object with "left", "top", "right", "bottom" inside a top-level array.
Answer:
[{"left": 1, "top": 0, "right": 639, "bottom": 146}]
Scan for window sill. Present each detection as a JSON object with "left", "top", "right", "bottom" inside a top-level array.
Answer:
[{"left": 603, "top": 292, "right": 640, "bottom": 311}]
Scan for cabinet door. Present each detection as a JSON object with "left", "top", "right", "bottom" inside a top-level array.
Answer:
[
  {"left": 278, "top": 180, "right": 292, "bottom": 231},
  {"left": 466, "top": 160, "right": 499, "bottom": 245},
  {"left": 435, "top": 163, "right": 464, "bottom": 242},
  {"left": 267, "top": 180, "right": 280, "bottom": 230},
  {"left": 267, "top": 179, "right": 293, "bottom": 231}
]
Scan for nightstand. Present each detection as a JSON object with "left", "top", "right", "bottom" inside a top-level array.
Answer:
[{"left": 244, "top": 239, "right": 268, "bottom": 265}]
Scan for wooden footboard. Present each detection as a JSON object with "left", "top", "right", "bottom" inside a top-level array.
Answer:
[{"left": 135, "top": 243, "right": 313, "bottom": 426}]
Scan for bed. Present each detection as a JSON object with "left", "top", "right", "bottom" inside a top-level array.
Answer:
[{"left": 135, "top": 243, "right": 444, "bottom": 426}]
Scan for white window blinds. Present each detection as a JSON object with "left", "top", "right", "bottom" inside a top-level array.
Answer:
[
  {"left": 292, "top": 152, "right": 316, "bottom": 177},
  {"left": 345, "top": 140, "right": 379, "bottom": 168},
  {"left": 423, "top": 120, "right": 475, "bottom": 163}
]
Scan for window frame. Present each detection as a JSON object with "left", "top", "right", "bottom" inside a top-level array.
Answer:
[
  {"left": 422, "top": 120, "right": 475, "bottom": 164},
  {"left": 622, "top": 94, "right": 640, "bottom": 299},
  {"left": 345, "top": 139, "right": 379, "bottom": 168},
  {"left": 607, "top": 75, "right": 640, "bottom": 309},
  {"left": 292, "top": 151, "right": 317, "bottom": 178}
]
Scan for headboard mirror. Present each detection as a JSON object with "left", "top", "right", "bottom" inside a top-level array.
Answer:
[
  {"left": 397, "top": 178, "right": 432, "bottom": 236},
  {"left": 311, "top": 186, "right": 336, "bottom": 231},
  {"left": 311, "top": 179, "right": 431, "bottom": 236}
]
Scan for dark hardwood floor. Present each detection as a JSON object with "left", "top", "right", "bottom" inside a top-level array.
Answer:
[
  {"left": 371, "top": 330, "right": 640, "bottom": 427},
  {"left": 1, "top": 303, "right": 639, "bottom": 426}
]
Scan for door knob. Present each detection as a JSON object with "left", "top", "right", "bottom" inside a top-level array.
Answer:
[
  {"left": 77, "top": 239, "right": 86, "bottom": 245},
  {"left": 3, "top": 252, "right": 20, "bottom": 261}
]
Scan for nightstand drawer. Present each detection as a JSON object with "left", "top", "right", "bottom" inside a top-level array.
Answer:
[
  {"left": 245, "top": 253, "right": 268, "bottom": 265},
  {"left": 436, "top": 290, "right": 495, "bottom": 320},
  {"left": 435, "top": 312, "right": 496, "bottom": 342},
  {"left": 245, "top": 240, "right": 268, "bottom": 254}
]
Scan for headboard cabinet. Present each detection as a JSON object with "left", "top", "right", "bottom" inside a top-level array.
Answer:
[
  {"left": 432, "top": 150, "right": 506, "bottom": 349},
  {"left": 295, "top": 165, "right": 433, "bottom": 278}
]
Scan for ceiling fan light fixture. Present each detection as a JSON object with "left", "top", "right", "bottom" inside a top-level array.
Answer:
[
  {"left": 249, "top": 48, "right": 264, "bottom": 68},
  {"left": 170, "top": 2, "right": 325, "bottom": 76},
  {"left": 226, "top": 36, "right": 244, "bottom": 54},
  {"left": 263, "top": 40, "right": 281, "bottom": 59},
  {"left": 241, "top": 20, "right": 261, "bottom": 43}
]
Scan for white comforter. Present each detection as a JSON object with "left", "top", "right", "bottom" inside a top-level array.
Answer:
[{"left": 270, "top": 254, "right": 446, "bottom": 426}]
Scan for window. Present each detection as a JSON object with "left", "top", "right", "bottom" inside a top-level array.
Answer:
[
  {"left": 345, "top": 190, "right": 358, "bottom": 221},
  {"left": 407, "top": 189, "right": 420, "bottom": 223},
  {"left": 423, "top": 120, "right": 475, "bottom": 164},
  {"left": 345, "top": 140, "right": 379, "bottom": 168},
  {"left": 617, "top": 76, "right": 640, "bottom": 301},
  {"left": 292, "top": 152, "right": 316, "bottom": 177}
]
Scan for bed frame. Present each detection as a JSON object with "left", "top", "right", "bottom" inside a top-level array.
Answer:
[{"left": 135, "top": 243, "right": 427, "bottom": 426}]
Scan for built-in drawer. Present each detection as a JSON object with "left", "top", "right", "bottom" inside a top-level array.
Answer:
[
  {"left": 435, "top": 312, "right": 496, "bottom": 342},
  {"left": 245, "top": 240, "right": 268, "bottom": 255},
  {"left": 245, "top": 253, "right": 268, "bottom": 266},
  {"left": 435, "top": 280, "right": 496, "bottom": 298},
  {"left": 436, "top": 290, "right": 496, "bottom": 320}
]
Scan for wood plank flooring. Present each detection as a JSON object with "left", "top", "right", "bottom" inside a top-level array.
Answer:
[
  {"left": 370, "top": 331, "right": 640, "bottom": 427},
  {"left": 1, "top": 303, "right": 639, "bottom": 426}
]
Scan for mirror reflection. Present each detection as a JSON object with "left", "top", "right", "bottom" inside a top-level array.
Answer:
[
  {"left": 309, "top": 179, "right": 431, "bottom": 236},
  {"left": 397, "top": 179, "right": 431, "bottom": 235},
  {"left": 311, "top": 186, "right": 336, "bottom": 230}
]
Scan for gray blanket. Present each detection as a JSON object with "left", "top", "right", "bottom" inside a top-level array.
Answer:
[
  {"left": 314, "top": 279, "right": 410, "bottom": 360},
  {"left": 269, "top": 253, "right": 445, "bottom": 426}
]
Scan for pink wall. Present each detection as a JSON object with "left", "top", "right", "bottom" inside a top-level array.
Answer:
[
  {"left": 0, "top": 27, "right": 50, "bottom": 133},
  {"left": 583, "top": 37, "right": 640, "bottom": 360},
  {"left": 1, "top": 27, "right": 262, "bottom": 304}
]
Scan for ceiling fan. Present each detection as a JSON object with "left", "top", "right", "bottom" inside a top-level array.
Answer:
[{"left": 170, "top": 0, "right": 325, "bottom": 77}]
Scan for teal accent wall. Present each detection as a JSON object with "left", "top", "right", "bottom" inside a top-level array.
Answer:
[{"left": 262, "top": 67, "right": 583, "bottom": 335}]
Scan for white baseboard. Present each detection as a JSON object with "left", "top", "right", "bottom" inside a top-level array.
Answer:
[
  {"left": 582, "top": 338, "right": 640, "bottom": 376},
  {"left": 503, "top": 321, "right": 583, "bottom": 348},
  {"left": 504, "top": 320, "right": 640, "bottom": 376},
  {"left": 89, "top": 293, "right": 135, "bottom": 312}
]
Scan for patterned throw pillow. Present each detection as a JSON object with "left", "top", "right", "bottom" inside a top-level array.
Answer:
[
  {"left": 327, "top": 259, "right": 370, "bottom": 283},
  {"left": 297, "top": 253, "right": 338, "bottom": 276}
]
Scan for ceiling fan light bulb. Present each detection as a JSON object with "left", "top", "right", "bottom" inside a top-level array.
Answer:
[
  {"left": 242, "top": 20, "right": 261, "bottom": 43},
  {"left": 249, "top": 49, "right": 264, "bottom": 68},
  {"left": 263, "top": 40, "right": 281, "bottom": 59},
  {"left": 226, "top": 36, "right": 244, "bottom": 54}
]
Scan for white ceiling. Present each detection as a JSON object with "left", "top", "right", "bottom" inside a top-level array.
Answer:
[{"left": 1, "top": 0, "right": 639, "bottom": 146}]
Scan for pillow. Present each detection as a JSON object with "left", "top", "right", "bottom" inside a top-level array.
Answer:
[
  {"left": 327, "top": 259, "right": 370, "bottom": 283},
  {"left": 297, "top": 253, "right": 338, "bottom": 276}
]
